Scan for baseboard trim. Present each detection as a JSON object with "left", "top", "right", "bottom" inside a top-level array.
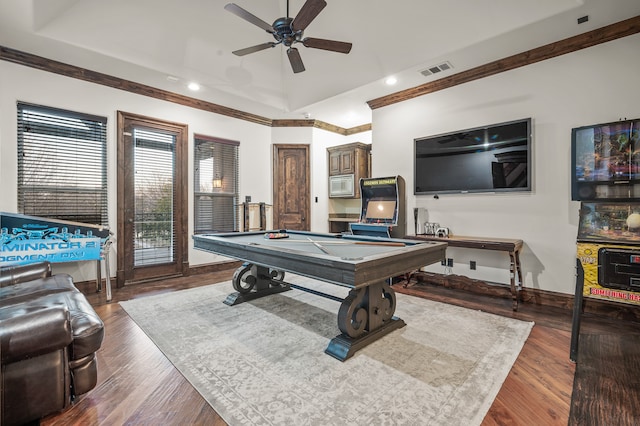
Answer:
[
  {"left": 187, "top": 260, "right": 243, "bottom": 275},
  {"left": 75, "top": 260, "right": 242, "bottom": 288},
  {"left": 409, "top": 271, "right": 640, "bottom": 322}
]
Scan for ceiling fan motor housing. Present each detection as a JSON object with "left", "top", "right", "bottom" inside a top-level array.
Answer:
[{"left": 272, "top": 17, "right": 302, "bottom": 46}]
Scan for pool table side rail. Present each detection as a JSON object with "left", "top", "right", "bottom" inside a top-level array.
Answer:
[{"left": 193, "top": 233, "right": 446, "bottom": 289}]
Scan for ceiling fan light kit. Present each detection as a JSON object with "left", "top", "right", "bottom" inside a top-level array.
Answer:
[{"left": 224, "top": 0, "right": 352, "bottom": 73}]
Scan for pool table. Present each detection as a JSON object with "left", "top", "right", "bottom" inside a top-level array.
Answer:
[{"left": 193, "top": 230, "right": 446, "bottom": 361}]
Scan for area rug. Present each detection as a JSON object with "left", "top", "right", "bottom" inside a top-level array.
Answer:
[{"left": 120, "top": 275, "right": 533, "bottom": 426}]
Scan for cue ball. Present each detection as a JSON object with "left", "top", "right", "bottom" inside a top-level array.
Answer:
[{"left": 627, "top": 213, "right": 640, "bottom": 230}]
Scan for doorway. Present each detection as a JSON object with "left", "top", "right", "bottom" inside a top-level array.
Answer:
[
  {"left": 116, "top": 112, "right": 188, "bottom": 286},
  {"left": 272, "top": 144, "right": 310, "bottom": 230}
]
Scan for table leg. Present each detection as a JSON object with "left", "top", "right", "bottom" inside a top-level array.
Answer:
[
  {"left": 96, "top": 259, "right": 102, "bottom": 292},
  {"left": 224, "top": 263, "right": 290, "bottom": 306},
  {"left": 570, "top": 258, "right": 585, "bottom": 362},
  {"left": 104, "top": 250, "right": 112, "bottom": 302},
  {"left": 508, "top": 250, "right": 521, "bottom": 311},
  {"left": 326, "top": 280, "right": 406, "bottom": 361}
]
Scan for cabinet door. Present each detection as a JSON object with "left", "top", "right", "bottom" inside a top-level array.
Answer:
[
  {"left": 329, "top": 151, "right": 342, "bottom": 176},
  {"left": 339, "top": 150, "right": 355, "bottom": 174}
]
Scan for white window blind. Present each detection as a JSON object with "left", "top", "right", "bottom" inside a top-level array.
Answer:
[
  {"left": 133, "top": 128, "right": 176, "bottom": 266},
  {"left": 194, "top": 134, "right": 239, "bottom": 233},
  {"left": 17, "top": 102, "right": 108, "bottom": 226}
]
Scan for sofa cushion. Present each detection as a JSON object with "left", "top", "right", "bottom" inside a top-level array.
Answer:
[
  {"left": 0, "top": 306, "right": 72, "bottom": 363},
  {"left": 0, "top": 274, "right": 78, "bottom": 305},
  {"left": 0, "top": 261, "right": 52, "bottom": 287},
  {"left": 0, "top": 275, "right": 104, "bottom": 360}
]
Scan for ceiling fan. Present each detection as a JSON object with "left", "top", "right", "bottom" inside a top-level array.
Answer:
[{"left": 224, "top": 0, "right": 352, "bottom": 73}]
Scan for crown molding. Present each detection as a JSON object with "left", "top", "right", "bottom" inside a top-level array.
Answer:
[
  {"left": 271, "top": 119, "right": 371, "bottom": 135},
  {"left": 367, "top": 15, "right": 640, "bottom": 110},
  {"left": 0, "top": 45, "right": 372, "bottom": 135}
]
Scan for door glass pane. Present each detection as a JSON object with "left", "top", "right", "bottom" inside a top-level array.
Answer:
[{"left": 133, "top": 129, "right": 175, "bottom": 266}]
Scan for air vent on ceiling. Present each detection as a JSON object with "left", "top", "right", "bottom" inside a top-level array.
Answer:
[{"left": 420, "top": 61, "right": 453, "bottom": 77}]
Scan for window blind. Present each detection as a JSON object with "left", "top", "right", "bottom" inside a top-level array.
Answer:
[
  {"left": 17, "top": 102, "right": 108, "bottom": 226},
  {"left": 194, "top": 134, "right": 239, "bottom": 233},
  {"left": 133, "top": 128, "right": 176, "bottom": 266}
]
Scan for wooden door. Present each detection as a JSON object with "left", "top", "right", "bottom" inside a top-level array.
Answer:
[
  {"left": 273, "top": 144, "right": 310, "bottom": 230},
  {"left": 116, "top": 111, "right": 188, "bottom": 286}
]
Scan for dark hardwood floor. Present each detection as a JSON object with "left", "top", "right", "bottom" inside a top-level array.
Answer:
[{"left": 39, "top": 269, "right": 640, "bottom": 425}]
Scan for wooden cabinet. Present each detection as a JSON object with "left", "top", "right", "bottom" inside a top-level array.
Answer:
[
  {"left": 328, "top": 142, "right": 370, "bottom": 176},
  {"left": 327, "top": 142, "right": 371, "bottom": 198}
]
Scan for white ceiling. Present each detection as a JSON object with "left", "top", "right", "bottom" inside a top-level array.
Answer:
[{"left": 1, "top": 0, "right": 639, "bottom": 128}]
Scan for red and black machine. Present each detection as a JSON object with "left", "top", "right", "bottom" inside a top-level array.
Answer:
[{"left": 0, "top": 212, "right": 113, "bottom": 301}]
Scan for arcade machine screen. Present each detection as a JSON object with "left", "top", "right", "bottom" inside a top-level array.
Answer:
[{"left": 364, "top": 200, "right": 396, "bottom": 223}]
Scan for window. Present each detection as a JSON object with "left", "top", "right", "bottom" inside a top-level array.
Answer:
[
  {"left": 133, "top": 128, "right": 175, "bottom": 265},
  {"left": 194, "top": 134, "right": 239, "bottom": 233},
  {"left": 17, "top": 103, "right": 108, "bottom": 226}
]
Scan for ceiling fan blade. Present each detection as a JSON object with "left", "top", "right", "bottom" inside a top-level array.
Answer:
[
  {"left": 224, "top": 3, "right": 274, "bottom": 33},
  {"left": 232, "top": 42, "right": 277, "bottom": 56},
  {"left": 292, "top": 0, "right": 327, "bottom": 32},
  {"left": 302, "top": 38, "right": 352, "bottom": 54},
  {"left": 287, "top": 48, "right": 305, "bottom": 73}
]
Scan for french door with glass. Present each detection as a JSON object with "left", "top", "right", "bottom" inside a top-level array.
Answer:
[{"left": 116, "top": 112, "right": 188, "bottom": 286}]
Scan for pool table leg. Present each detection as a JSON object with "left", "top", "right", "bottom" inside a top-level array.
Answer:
[
  {"left": 223, "top": 263, "right": 290, "bottom": 306},
  {"left": 326, "top": 279, "right": 406, "bottom": 361}
]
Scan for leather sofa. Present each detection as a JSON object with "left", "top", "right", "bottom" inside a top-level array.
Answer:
[{"left": 0, "top": 261, "right": 104, "bottom": 426}]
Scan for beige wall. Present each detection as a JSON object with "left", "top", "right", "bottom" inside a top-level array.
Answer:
[
  {"left": 3, "top": 33, "right": 637, "bottom": 295},
  {"left": 0, "top": 60, "right": 368, "bottom": 281},
  {"left": 371, "top": 33, "right": 640, "bottom": 295}
]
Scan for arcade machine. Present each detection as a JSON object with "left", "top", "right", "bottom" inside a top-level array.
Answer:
[
  {"left": 571, "top": 202, "right": 640, "bottom": 360},
  {"left": 0, "top": 212, "right": 114, "bottom": 301},
  {"left": 570, "top": 117, "right": 640, "bottom": 361},
  {"left": 349, "top": 176, "right": 406, "bottom": 239}
]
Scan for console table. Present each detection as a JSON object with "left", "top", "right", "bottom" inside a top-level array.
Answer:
[{"left": 404, "top": 235, "right": 524, "bottom": 310}]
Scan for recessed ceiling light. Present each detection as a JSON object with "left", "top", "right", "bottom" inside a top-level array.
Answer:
[
  {"left": 166, "top": 75, "right": 179, "bottom": 82},
  {"left": 188, "top": 82, "right": 201, "bottom": 91},
  {"left": 385, "top": 76, "right": 397, "bottom": 85}
]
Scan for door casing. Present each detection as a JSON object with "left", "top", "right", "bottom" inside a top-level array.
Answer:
[
  {"left": 116, "top": 111, "right": 189, "bottom": 287},
  {"left": 272, "top": 144, "right": 311, "bottom": 231}
]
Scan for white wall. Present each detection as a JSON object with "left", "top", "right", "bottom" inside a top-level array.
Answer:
[
  {"left": 270, "top": 126, "right": 371, "bottom": 233},
  {"left": 0, "top": 60, "right": 273, "bottom": 281},
  {"left": 0, "top": 60, "right": 370, "bottom": 281},
  {"left": 9, "top": 32, "right": 633, "bottom": 297},
  {"left": 372, "top": 33, "right": 640, "bottom": 295}
]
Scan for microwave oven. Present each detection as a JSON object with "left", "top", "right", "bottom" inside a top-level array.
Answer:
[{"left": 329, "top": 174, "right": 355, "bottom": 197}]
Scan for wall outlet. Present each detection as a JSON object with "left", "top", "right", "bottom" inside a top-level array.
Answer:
[
  {"left": 447, "top": 258, "right": 453, "bottom": 267},
  {"left": 470, "top": 260, "right": 476, "bottom": 270}
]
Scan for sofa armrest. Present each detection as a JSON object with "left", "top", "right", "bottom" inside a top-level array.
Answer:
[
  {"left": 0, "top": 261, "right": 53, "bottom": 287},
  {"left": 0, "top": 306, "right": 72, "bottom": 364}
]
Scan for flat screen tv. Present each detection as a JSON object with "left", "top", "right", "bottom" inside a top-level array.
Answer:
[
  {"left": 414, "top": 118, "right": 532, "bottom": 195},
  {"left": 571, "top": 118, "right": 640, "bottom": 201}
]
